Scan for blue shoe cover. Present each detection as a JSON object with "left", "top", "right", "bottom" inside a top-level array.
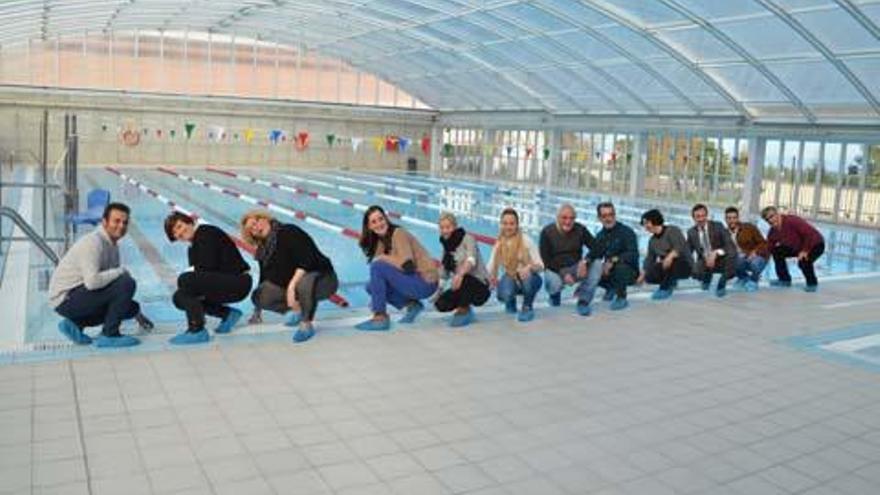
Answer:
[
  {"left": 94, "top": 334, "right": 140, "bottom": 348},
  {"left": 355, "top": 318, "right": 390, "bottom": 331},
  {"left": 744, "top": 281, "right": 759, "bottom": 292},
  {"left": 602, "top": 291, "right": 615, "bottom": 302},
  {"left": 399, "top": 301, "right": 424, "bottom": 324},
  {"left": 576, "top": 303, "right": 592, "bottom": 316},
  {"left": 284, "top": 312, "right": 303, "bottom": 327},
  {"left": 517, "top": 308, "right": 535, "bottom": 322},
  {"left": 58, "top": 319, "right": 92, "bottom": 345},
  {"left": 651, "top": 289, "right": 672, "bottom": 300},
  {"left": 610, "top": 299, "right": 629, "bottom": 311},
  {"left": 504, "top": 299, "right": 518, "bottom": 314},
  {"left": 215, "top": 308, "right": 242, "bottom": 334},
  {"left": 549, "top": 293, "right": 561, "bottom": 307},
  {"left": 804, "top": 285, "right": 818, "bottom": 293},
  {"left": 733, "top": 278, "right": 747, "bottom": 289},
  {"left": 169, "top": 329, "right": 210, "bottom": 345},
  {"left": 450, "top": 310, "right": 475, "bottom": 328},
  {"left": 700, "top": 281, "right": 711, "bottom": 291},
  {"left": 716, "top": 287, "right": 727, "bottom": 298},
  {"left": 293, "top": 326, "right": 315, "bottom": 343}
]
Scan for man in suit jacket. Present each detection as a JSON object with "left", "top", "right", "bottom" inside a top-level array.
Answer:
[{"left": 687, "top": 204, "right": 737, "bottom": 297}]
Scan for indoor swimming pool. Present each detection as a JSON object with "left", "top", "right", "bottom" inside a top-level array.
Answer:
[{"left": 9, "top": 166, "right": 880, "bottom": 347}]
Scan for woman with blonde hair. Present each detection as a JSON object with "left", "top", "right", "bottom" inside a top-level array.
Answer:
[
  {"left": 240, "top": 210, "right": 338, "bottom": 343},
  {"left": 434, "top": 212, "right": 490, "bottom": 327},
  {"left": 487, "top": 208, "right": 544, "bottom": 322}
]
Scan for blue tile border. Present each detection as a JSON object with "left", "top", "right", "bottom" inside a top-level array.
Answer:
[{"left": 784, "top": 321, "right": 880, "bottom": 373}]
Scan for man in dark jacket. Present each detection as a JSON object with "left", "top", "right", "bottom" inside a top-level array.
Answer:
[
  {"left": 539, "top": 204, "right": 598, "bottom": 316},
  {"left": 589, "top": 202, "right": 639, "bottom": 311},
  {"left": 637, "top": 209, "right": 693, "bottom": 300},
  {"left": 687, "top": 204, "right": 737, "bottom": 297}
]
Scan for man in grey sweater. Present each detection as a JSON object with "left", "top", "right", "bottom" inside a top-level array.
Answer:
[
  {"left": 637, "top": 209, "right": 693, "bottom": 300},
  {"left": 49, "top": 202, "right": 152, "bottom": 347}
]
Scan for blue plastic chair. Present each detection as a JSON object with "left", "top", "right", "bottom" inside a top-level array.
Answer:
[{"left": 68, "top": 188, "right": 110, "bottom": 232}]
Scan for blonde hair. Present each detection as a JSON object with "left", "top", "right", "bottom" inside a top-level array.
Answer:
[
  {"left": 438, "top": 212, "right": 458, "bottom": 227},
  {"left": 240, "top": 210, "right": 274, "bottom": 247},
  {"left": 496, "top": 208, "right": 531, "bottom": 277}
]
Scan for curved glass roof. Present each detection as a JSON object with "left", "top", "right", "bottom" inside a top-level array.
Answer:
[{"left": 1, "top": 0, "right": 879, "bottom": 124}]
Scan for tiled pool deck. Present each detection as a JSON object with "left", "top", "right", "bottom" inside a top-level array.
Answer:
[{"left": 2, "top": 275, "right": 879, "bottom": 495}]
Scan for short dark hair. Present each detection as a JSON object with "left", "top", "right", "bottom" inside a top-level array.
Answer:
[
  {"left": 102, "top": 202, "right": 130, "bottom": 221},
  {"left": 596, "top": 202, "right": 615, "bottom": 217},
  {"left": 724, "top": 206, "right": 739, "bottom": 216},
  {"left": 164, "top": 211, "right": 195, "bottom": 242},
  {"left": 691, "top": 203, "right": 708, "bottom": 215},
  {"left": 641, "top": 209, "right": 664, "bottom": 227},
  {"left": 761, "top": 206, "right": 778, "bottom": 221}
]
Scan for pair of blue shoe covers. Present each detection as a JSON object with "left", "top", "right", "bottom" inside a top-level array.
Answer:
[
  {"left": 169, "top": 309, "right": 243, "bottom": 345},
  {"left": 58, "top": 319, "right": 140, "bottom": 347}
]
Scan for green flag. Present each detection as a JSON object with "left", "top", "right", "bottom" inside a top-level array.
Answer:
[{"left": 185, "top": 122, "right": 196, "bottom": 139}]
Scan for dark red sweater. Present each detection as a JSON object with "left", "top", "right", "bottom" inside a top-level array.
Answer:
[{"left": 767, "top": 215, "right": 824, "bottom": 253}]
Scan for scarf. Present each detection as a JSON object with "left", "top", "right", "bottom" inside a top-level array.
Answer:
[
  {"left": 255, "top": 220, "right": 282, "bottom": 263},
  {"left": 440, "top": 227, "right": 466, "bottom": 273}
]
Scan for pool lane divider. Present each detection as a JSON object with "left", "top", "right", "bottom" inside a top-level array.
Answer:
[
  {"left": 207, "top": 167, "right": 496, "bottom": 247},
  {"left": 107, "top": 167, "right": 349, "bottom": 308}
]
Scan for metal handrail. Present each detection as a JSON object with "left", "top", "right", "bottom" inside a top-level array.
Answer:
[{"left": 0, "top": 206, "right": 59, "bottom": 265}]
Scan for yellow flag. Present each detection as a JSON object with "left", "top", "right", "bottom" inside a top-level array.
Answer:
[
  {"left": 372, "top": 136, "right": 384, "bottom": 153},
  {"left": 244, "top": 128, "right": 255, "bottom": 144}
]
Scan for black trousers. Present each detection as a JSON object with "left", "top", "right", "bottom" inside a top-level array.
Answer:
[
  {"left": 55, "top": 273, "right": 140, "bottom": 337},
  {"left": 251, "top": 271, "right": 338, "bottom": 321},
  {"left": 772, "top": 242, "right": 825, "bottom": 286},
  {"left": 645, "top": 257, "right": 692, "bottom": 291},
  {"left": 173, "top": 271, "right": 252, "bottom": 331},
  {"left": 598, "top": 263, "right": 638, "bottom": 299},
  {"left": 434, "top": 274, "right": 490, "bottom": 312}
]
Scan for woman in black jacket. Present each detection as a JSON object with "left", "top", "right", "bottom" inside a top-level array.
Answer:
[
  {"left": 241, "top": 210, "right": 338, "bottom": 343},
  {"left": 164, "top": 211, "right": 252, "bottom": 344}
]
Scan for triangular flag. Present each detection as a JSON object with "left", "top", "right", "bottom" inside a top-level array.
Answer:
[
  {"left": 526, "top": 146, "right": 534, "bottom": 159},
  {"left": 170, "top": 129, "right": 176, "bottom": 139},
  {"left": 442, "top": 143, "right": 454, "bottom": 157},
  {"left": 295, "top": 131, "right": 310, "bottom": 151},
  {"left": 398, "top": 137, "right": 411, "bottom": 152},
  {"left": 505, "top": 145, "right": 513, "bottom": 157},
  {"left": 385, "top": 136, "right": 399, "bottom": 152},
  {"left": 244, "top": 128, "right": 255, "bottom": 144},
  {"left": 420, "top": 136, "right": 430, "bottom": 155},
  {"left": 101, "top": 124, "right": 108, "bottom": 132},
  {"left": 351, "top": 137, "right": 363, "bottom": 152},
  {"left": 184, "top": 123, "right": 196, "bottom": 139},
  {"left": 326, "top": 134, "right": 336, "bottom": 147},
  {"left": 269, "top": 129, "right": 283, "bottom": 144},
  {"left": 372, "top": 136, "right": 384, "bottom": 153},
  {"left": 542, "top": 148, "right": 550, "bottom": 161},
  {"left": 156, "top": 129, "right": 163, "bottom": 138}
]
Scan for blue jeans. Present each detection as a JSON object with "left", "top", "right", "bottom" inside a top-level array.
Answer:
[
  {"left": 55, "top": 273, "right": 140, "bottom": 336},
  {"left": 544, "top": 262, "right": 603, "bottom": 305},
  {"left": 366, "top": 261, "right": 437, "bottom": 314},
  {"left": 735, "top": 254, "right": 768, "bottom": 283},
  {"left": 497, "top": 272, "right": 542, "bottom": 310}
]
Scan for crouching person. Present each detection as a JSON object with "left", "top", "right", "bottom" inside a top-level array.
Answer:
[
  {"left": 356, "top": 206, "right": 439, "bottom": 331},
  {"left": 242, "top": 211, "right": 338, "bottom": 343},
  {"left": 540, "top": 203, "right": 600, "bottom": 316},
  {"left": 49, "top": 202, "right": 153, "bottom": 348},
  {"left": 638, "top": 209, "right": 692, "bottom": 300},
  {"left": 488, "top": 208, "right": 544, "bottom": 323},
  {"left": 164, "top": 212, "right": 251, "bottom": 344},
  {"left": 434, "top": 213, "right": 490, "bottom": 327}
]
